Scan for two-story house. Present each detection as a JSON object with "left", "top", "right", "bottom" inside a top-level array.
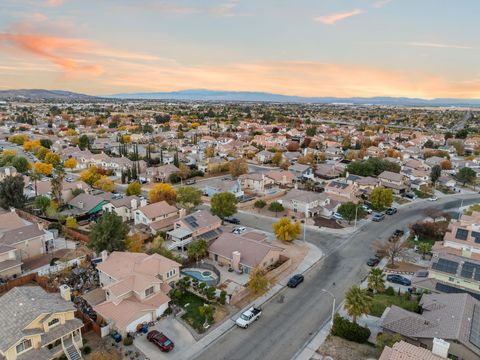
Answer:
[
  {"left": 133, "top": 201, "right": 183, "bottom": 233},
  {"left": 102, "top": 196, "right": 147, "bottom": 222},
  {"left": 0, "top": 286, "right": 83, "bottom": 360},
  {"left": 288, "top": 163, "right": 314, "bottom": 182},
  {"left": 324, "top": 181, "right": 358, "bottom": 204},
  {"left": 94, "top": 251, "right": 181, "bottom": 334},
  {"left": 378, "top": 171, "right": 408, "bottom": 194},
  {"left": 238, "top": 173, "right": 276, "bottom": 195},
  {"left": 203, "top": 179, "right": 244, "bottom": 198},
  {"left": 279, "top": 189, "right": 331, "bottom": 217}
]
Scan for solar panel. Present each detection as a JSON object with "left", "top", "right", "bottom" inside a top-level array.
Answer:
[
  {"left": 472, "top": 231, "right": 480, "bottom": 244},
  {"left": 185, "top": 216, "right": 199, "bottom": 228},
  {"left": 470, "top": 304, "right": 480, "bottom": 349},
  {"left": 435, "top": 283, "right": 480, "bottom": 301},
  {"left": 461, "top": 262, "right": 476, "bottom": 279},
  {"left": 456, "top": 228, "right": 469, "bottom": 241},
  {"left": 432, "top": 258, "right": 459, "bottom": 275}
]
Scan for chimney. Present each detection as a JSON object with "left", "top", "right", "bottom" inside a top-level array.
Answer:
[
  {"left": 59, "top": 285, "right": 71, "bottom": 302},
  {"left": 432, "top": 338, "right": 450, "bottom": 358},
  {"left": 131, "top": 198, "right": 138, "bottom": 210},
  {"left": 140, "top": 199, "right": 147, "bottom": 207},
  {"left": 232, "top": 251, "right": 241, "bottom": 272},
  {"left": 101, "top": 250, "right": 108, "bottom": 262},
  {"left": 77, "top": 201, "right": 84, "bottom": 209}
]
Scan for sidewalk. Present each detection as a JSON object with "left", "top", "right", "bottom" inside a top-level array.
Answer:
[{"left": 180, "top": 242, "right": 324, "bottom": 360}]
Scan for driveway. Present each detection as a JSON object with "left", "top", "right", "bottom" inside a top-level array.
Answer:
[{"left": 134, "top": 317, "right": 196, "bottom": 360}]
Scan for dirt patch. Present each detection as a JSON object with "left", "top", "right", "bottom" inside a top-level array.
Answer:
[
  {"left": 385, "top": 261, "right": 426, "bottom": 273},
  {"left": 316, "top": 335, "right": 379, "bottom": 360},
  {"left": 314, "top": 217, "right": 344, "bottom": 229},
  {"left": 213, "top": 304, "right": 229, "bottom": 323}
]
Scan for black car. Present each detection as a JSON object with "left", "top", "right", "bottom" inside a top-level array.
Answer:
[
  {"left": 287, "top": 274, "right": 304, "bottom": 288},
  {"left": 385, "top": 207, "right": 397, "bottom": 215},
  {"left": 224, "top": 217, "right": 240, "bottom": 225},
  {"left": 367, "top": 258, "right": 380, "bottom": 267},
  {"left": 386, "top": 274, "right": 411, "bottom": 286},
  {"left": 394, "top": 229, "right": 404, "bottom": 237}
]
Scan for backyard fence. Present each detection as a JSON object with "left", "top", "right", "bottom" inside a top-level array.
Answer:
[
  {"left": 61, "top": 226, "right": 90, "bottom": 244},
  {"left": 0, "top": 273, "right": 58, "bottom": 295},
  {"left": 37, "top": 256, "right": 86, "bottom": 277}
]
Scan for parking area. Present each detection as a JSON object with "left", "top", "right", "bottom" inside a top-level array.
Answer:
[
  {"left": 134, "top": 317, "right": 196, "bottom": 360},
  {"left": 385, "top": 273, "right": 413, "bottom": 293}
]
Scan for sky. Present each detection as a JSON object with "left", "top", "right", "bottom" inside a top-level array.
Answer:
[{"left": 0, "top": 0, "right": 479, "bottom": 99}]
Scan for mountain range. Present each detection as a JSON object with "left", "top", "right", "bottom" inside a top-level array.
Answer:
[{"left": 2, "top": 88, "right": 480, "bottom": 107}]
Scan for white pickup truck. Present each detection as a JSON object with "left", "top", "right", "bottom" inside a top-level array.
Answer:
[{"left": 235, "top": 307, "right": 261, "bottom": 328}]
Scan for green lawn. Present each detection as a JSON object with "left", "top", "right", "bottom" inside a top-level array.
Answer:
[
  {"left": 177, "top": 292, "right": 212, "bottom": 333},
  {"left": 413, "top": 189, "right": 432, "bottom": 199},
  {"left": 369, "top": 293, "right": 419, "bottom": 317}
]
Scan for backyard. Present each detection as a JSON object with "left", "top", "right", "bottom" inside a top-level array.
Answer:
[{"left": 369, "top": 293, "right": 419, "bottom": 317}]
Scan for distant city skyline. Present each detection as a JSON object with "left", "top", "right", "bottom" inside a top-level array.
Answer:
[{"left": 0, "top": 0, "right": 478, "bottom": 99}]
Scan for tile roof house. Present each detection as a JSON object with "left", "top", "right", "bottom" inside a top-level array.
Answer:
[
  {"left": 378, "top": 171, "right": 409, "bottom": 194},
  {"left": 264, "top": 170, "right": 295, "bottom": 187},
  {"left": 65, "top": 193, "right": 109, "bottom": 216},
  {"left": 0, "top": 166, "right": 17, "bottom": 181},
  {"left": 94, "top": 251, "right": 181, "bottom": 335},
  {"left": 203, "top": 179, "right": 244, "bottom": 198},
  {"left": 133, "top": 201, "right": 183, "bottom": 233},
  {"left": 0, "top": 286, "right": 83, "bottom": 360},
  {"left": 102, "top": 196, "right": 147, "bottom": 222},
  {"left": 279, "top": 189, "right": 331, "bottom": 217},
  {"left": 288, "top": 163, "right": 314, "bottom": 181},
  {"left": 144, "top": 164, "right": 179, "bottom": 183},
  {"left": 381, "top": 293, "right": 480, "bottom": 360},
  {"left": 314, "top": 163, "right": 343, "bottom": 180},
  {"left": 238, "top": 173, "right": 277, "bottom": 195},
  {"left": 208, "top": 232, "right": 283, "bottom": 274},
  {"left": 255, "top": 150, "right": 274, "bottom": 164},
  {"left": 379, "top": 340, "right": 446, "bottom": 360}
]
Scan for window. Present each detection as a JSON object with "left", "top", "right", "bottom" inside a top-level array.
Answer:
[
  {"left": 16, "top": 339, "right": 32, "bottom": 354},
  {"left": 145, "top": 286, "right": 154, "bottom": 297},
  {"left": 449, "top": 277, "right": 454, "bottom": 282},
  {"left": 48, "top": 318, "right": 59, "bottom": 327}
]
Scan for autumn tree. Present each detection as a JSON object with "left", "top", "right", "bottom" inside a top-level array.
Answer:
[
  {"left": 229, "top": 158, "right": 248, "bottom": 178},
  {"left": 65, "top": 216, "right": 79, "bottom": 229},
  {"left": 440, "top": 159, "right": 452, "bottom": 170},
  {"left": 210, "top": 192, "right": 237, "bottom": 219},
  {"left": 45, "top": 151, "right": 61, "bottom": 165},
  {"left": 248, "top": 267, "right": 271, "bottom": 296},
  {"left": 80, "top": 166, "right": 101, "bottom": 186},
  {"left": 374, "top": 236, "right": 409, "bottom": 267},
  {"left": 94, "top": 176, "right": 115, "bottom": 192},
  {"left": 126, "top": 234, "right": 144, "bottom": 252},
  {"left": 272, "top": 217, "right": 301, "bottom": 242},
  {"left": 148, "top": 183, "right": 177, "bottom": 205},
  {"left": 64, "top": 158, "right": 77, "bottom": 169},
  {"left": 178, "top": 163, "right": 190, "bottom": 181},
  {"left": 126, "top": 182, "right": 142, "bottom": 196},
  {"left": 34, "top": 162, "right": 53, "bottom": 176},
  {"left": 369, "top": 186, "right": 393, "bottom": 210},
  {"left": 271, "top": 151, "right": 283, "bottom": 166}
]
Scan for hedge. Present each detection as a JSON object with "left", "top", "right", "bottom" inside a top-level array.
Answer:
[{"left": 330, "top": 314, "right": 371, "bottom": 343}]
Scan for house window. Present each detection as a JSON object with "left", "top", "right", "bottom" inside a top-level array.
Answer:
[
  {"left": 145, "top": 286, "right": 154, "bottom": 297},
  {"left": 16, "top": 339, "right": 32, "bottom": 354},
  {"left": 448, "top": 277, "right": 454, "bottom": 282},
  {"left": 48, "top": 318, "right": 59, "bottom": 327}
]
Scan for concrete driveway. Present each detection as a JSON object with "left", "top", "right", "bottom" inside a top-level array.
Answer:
[{"left": 134, "top": 317, "right": 196, "bottom": 360}]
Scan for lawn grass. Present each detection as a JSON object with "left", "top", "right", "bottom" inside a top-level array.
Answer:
[
  {"left": 177, "top": 291, "right": 212, "bottom": 333},
  {"left": 369, "top": 293, "right": 419, "bottom": 317}
]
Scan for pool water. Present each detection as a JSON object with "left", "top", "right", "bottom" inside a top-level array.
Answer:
[{"left": 182, "top": 269, "right": 217, "bottom": 285}]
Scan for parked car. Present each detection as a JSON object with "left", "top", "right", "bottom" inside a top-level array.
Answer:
[
  {"left": 232, "top": 226, "right": 247, "bottom": 234},
  {"left": 385, "top": 207, "right": 397, "bottom": 215},
  {"left": 185, "top": 179, "right": 196, "bottom": 185},
  {"left": 393, "top": 229, "right": 405, "bottom": 237},
  {"left": 65, "top": 177, "right": 74, "bottom": 183},
  {"left": 224, "top": 217, "right": 240, "bottom": 224},
  {"left": 386, "top": 274, "right": 411, "bottom": 286},
  {"left": 147, "top": 330, "right": 174, "bottom": 352},
  {"left": 332, "top": 212, "right": 343, "bottom": 220},
  {"left": 428, "top": 196, "right": 438, "bottom": 201},
  {"left": 367, "top": 258, "right": 380, "bottom": 267},
  {"left": 372, "top": 213, "right": 385, "bottom": 222},
  {"left": 404, "top": 192, "right": 417, "bottom": 200},
  {"left": 236, "top": 307, "right": 262, "bottom": 328},
  {"left": 361, "top": 204, "right": 372, "bottom": 214},
  {"left": 287, "top": 274, "right": 304, "bottom": 288}
]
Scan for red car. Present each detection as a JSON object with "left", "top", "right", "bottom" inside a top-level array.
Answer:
[{"left": 147, "top": 330, "right": 174, "bottom": 352}]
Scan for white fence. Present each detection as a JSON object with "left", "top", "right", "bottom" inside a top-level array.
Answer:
[{"left": 36, "top": 256, "right": 86, "bottom": 277}]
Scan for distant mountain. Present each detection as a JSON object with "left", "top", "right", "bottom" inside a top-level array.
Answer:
[
  {"left": 0, "top": 89, "right": 96, "bottom": 100},
  {"left": 108, "top": 89, "right": 480, "bottom": 107}
]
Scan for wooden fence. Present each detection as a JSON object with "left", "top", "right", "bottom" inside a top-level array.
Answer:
[
  {"left": 61, "top": 226, "right": 90, "bottom": 244},
  {"left": 75, "top": 310, "right": 102, "bottom": 337},
  {"left": 0, "top": 273, "right": 58, "bottom": 295}
]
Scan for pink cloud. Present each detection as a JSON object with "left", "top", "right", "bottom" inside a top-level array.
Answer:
[
  {"left": 46, "top": 0, "right": 64, "bottom": 6},
  {"left": 314, "top": 9, "right": 364, "bottom": 25}
]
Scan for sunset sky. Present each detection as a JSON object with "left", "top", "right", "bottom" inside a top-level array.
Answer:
[{"left": 0, "top": 0, "right": 478, "bottom": 98}]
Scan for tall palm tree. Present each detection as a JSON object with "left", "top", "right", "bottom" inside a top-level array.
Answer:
[
  {"left": 344, "top": 285, "right": 372, "bottom": 323},
  {"left": 29, "top": 170, "right": 41, "bottom": 197},
  {"left": 367, "top": 268, "right": 385, "bottom": 294}
]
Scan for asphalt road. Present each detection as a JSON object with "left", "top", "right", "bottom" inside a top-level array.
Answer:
[{"left": 194, "top": 193, "right": 480, "bottom": 360}]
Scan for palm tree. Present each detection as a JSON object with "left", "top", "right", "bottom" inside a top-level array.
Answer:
[
  {"left": 344, "top": 285, "right": 372, "bottom": 323},
  {"left": 30, "top": 170, "right": 41, "bottom": 197},
  {"left": 367, "top": 268, "right": 385, "bottom": 294}
]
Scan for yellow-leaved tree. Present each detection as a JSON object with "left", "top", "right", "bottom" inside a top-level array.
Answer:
[
  {"left": 272, "top": 217, "right": 301, "bottom": 242},
  {"left": 148, "top": 183, "right": 176, "bottom": 205},
  {"left": 64, "top": 158, "right": 78, "bottom": 169},
  {"left": 94, "top": 176, "right": 115, "bottom": 192},
  {"left": 34, "top": 162, "right": 53, "bottom": 176}
]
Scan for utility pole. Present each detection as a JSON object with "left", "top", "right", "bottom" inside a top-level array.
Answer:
[{"left": 322, "top": 289, "right": 336, "bottom": 325}]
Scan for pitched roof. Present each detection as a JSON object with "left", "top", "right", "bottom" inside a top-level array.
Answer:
[
  {"left": 137, "top": 201, "right": 178, "bottom": 219},
  {"left": 379, "top": 341, "right": 444, "bottom": 360}
]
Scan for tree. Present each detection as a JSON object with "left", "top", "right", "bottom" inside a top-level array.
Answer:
[
  {"left": 430, "top": 164, "right": 441, "bottom": 185},
  {"left": 337, "top": 202, "right": 366, "bottom": 224},
  {"left": 80, "top": 166, "right": 101, "bottom": 186},
  {"left": 94, "top": 176, "right": 115, "bottom": 192},
  {"left": 187, "top": 239, "right": 208, "bottom": 262},
  {"left": 78, "top": 135, "right": 90, "bottom": 150},
  {"left": 51, "top": 171, "right": 64, "bottom": 205},
  {"left": 268, "top": 201, "right": 284, "bottom": 216},
  {"left": 367, "top": 268, "right": 385, "bottom": 294},
  {"left": 44, "top": 151, "right": 61, "bottom": 165},
  {"left": 229, "top": 158, "right": 248, "bottom": 178},
  {"left": 248, "top": 267, "right": 271, "bottom": 296},
  {"left": 34, "top": 195, "right": 50, "bottom": 213},
  {"left": 10, "top": 156, "right": 29, "bottom": 173},
  {"left": 271, "top": 151, "right": 283, "bottom": 166},
  {"left": 440, "top": 159, "right": 452, "bottom": 170},
  {"left": 149, "top": 183, "right": 177, "bottom": 205},
  {"left": 40, "top": 139, "right": 52, "bottom": 149},
  {"left": 210, "top": 192, "right": 237, "bottom": 219},
  {"left": 177, "top": 186, "right": 202, "bottom": 210},
  {"left": 88, "top": 212, "right": 128, "bottom": 252},
  {"left": 369, "top": 186, "right": 393, "bottom": 210},
  {"left": 374, "top": 236, "right": 409, "bottom": 267},
  {"left": 306, "top": 127, "right": 316, "bottom": 137},
  {"left": 457, "top": 167, "right": 476, "bottom": 187},
  {"left": 272, "top": 217, "right": 301, "bottom": 242},
  {"left": 417, "top": 242, "right": 432, "bottom": 260},
  {"left": 254, "top": 199, "right": 266, "bottom": 209},
  {"left": 376, "top": 332, "right": 402, "bottom": 351},
  {"left": 205, "top": 146, "right": 215, "bottom": 158},
  {"left": 36, "top": 147, "right": 49, "bottom": 160},
  {"left": 0, "top": 175, "right": 26, "bottom": 209},
  {"left": 125, "top": 234, "right": 143, "bottom": 252},
  {"left": 65, "top": 216, "right": 79, "bottom": 229},
  {"left": 344, "top": 285, "right": 372, "bottom": 323},
  {"left": 64, "top": 158, "right": 77, "bottom": 169},
  {"left": 34, "top": 162, "right": 53, "bottom": 176},
  {"left": 126, "top": 182, "right": 142, "bottom": 196},
  {"left": 178, "top": 164, "right": 190, "bottom": 181}
]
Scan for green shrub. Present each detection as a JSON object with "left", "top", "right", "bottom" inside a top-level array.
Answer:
[
  {"left": 385, "top": 286, "right": 395, "bottom": 296},
  {"left": 163, "top": 307, "right": 173, "bottom": 316},
  {"left": 330, "top": 314, "right": 371, "bottom": 344},
  {"left": 123, "top": 336, "right": 133, "bottom": 346},
  {"left": 254, "top": 200, "right": 266, "bottom": 209},
  {"left": 218, "top": 290, "right": 227, "bottom": 305},
  {"left": 206, "top": 286, "right": 216, "bottom": 300},
  {"left": 82, "top": 346, "right": 91, "bottom": 355}
]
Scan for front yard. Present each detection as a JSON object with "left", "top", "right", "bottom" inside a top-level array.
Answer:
[
  {"left": 316, "top": 335, "right": 379, "bottom": 360},
  {"left": 368, "top": 293, "right": 419, "bottom": 317},
  {"left": 176, "top": 291, "right": 214, "bottom": 333}
]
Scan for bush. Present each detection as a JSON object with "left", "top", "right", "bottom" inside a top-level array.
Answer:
[
  {"left": 218, "top": 290, "right": 227, "bottom": 305},
  {"left": 123, "top": 336, "right": 133, "bottom": 346},
  {"left": 206, "top": 286, "right": 216, "bottom": 300},
  {"left": 330, "top": 314, "right": 371, "bottom": 344},
  {"left": 163, "top": 307, "right": 173, "bottom": 316},
  {"left": 83, "top": 346, "right": 91, "bottom": 355},
  {"left": 49, "top": 257, "right": 59, "bottom": 266},
  {"left": 385, "top": 286, "right": 395, "bottom": 296},
  {"left": 169, "top": 173, "right": 181, "bottom": 184},
  {"left": 254, "top": 199, "right": 266, "bottom": 209},
  {"left": 190, "top": 170, "right": 204, "bottom": 178}
]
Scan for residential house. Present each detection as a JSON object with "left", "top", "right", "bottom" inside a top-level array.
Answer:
[
  {"left": 288, "top": 163, "right": 314, "bottom": 181},
  {"left": 324, "top": 181, "right": 358, "bottom": 204},
  {"left": 0, "top": 286, "right": 83, "bottom": 360},
  {"left": 283, "top": 151, "right": 302, "bottom": 163},
  {"left": 279, "top": 189, "right": 331, "bottom": 217},
  {"left": 65, "top": 193, "right": 109, "bottom": 217},
  {"left": 378, "top": 171, "right": 408, "bottom": 194},
  {"left": 203, "top": 179, "right": 244, "bottom": 198},
  {"left": 346, "top": 174, "right": 379, "bottom": 197},
  {"left": 238, "top": 173, "right": 276, "bottom": 195},
  {"left": 314, "top": 163, "right": 343, "bottom": 180},
  {"left": 102, "top": 196, "right": 147, "bottom": 222},
  {"left": 208, "top": 232, "right": 284, "bottom": 275},
  {"left": 255, "top": 150, "right": 273, "bottom": 164},
  {"left": 133, "top": 201, "right": 183, "bottom": 233},
  {"left": 25, "top": 179, "right": 89, "bottom": 203},
  {"left": 94, "top": 251, "right": 180, "bottom": 334},
  {"left": 379, "top": 341, "right": 448, "bottom": 360},
  {"left": 264, "top": 170, "right": 295, "bottom": 187},
  {"left": 381, "top": 293, "right": 480, "bottom": 360},
  {"left": 144, "top": 164, "right": 179, "bottom": 183},
  {"left": 0, "top": 166, "right": 17, "bottom": 181}
]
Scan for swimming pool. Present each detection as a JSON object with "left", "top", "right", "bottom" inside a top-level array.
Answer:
[{"left": 182, "top": 269, "right": 218, "bottom": 286}]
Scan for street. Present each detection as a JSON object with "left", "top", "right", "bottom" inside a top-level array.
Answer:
[{"left": 194, "top": 193, "right": 480, "bottom": 360}]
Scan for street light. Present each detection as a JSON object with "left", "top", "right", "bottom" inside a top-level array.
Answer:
[
  {"left": 322, "top": 288, "right": 336, "bottom": 325},
  {"left": 354, "top": 205, "right": 359, "bottom": 231},
  {"left": 301, "top": 219, "right": 307, "bottom": 243}
]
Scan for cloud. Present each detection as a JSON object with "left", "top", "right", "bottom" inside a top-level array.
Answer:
[
  {"left": 45, "top": 0, "right": 64, "bottom": 6},
  {"left": 314, "top": 9, "right": 364, "bottom": 25},
  {"left": 405, "top": 41, "right": 472, "bottom": 50},
  {"left": 208, "top": 1, "right": 240, "bottom": 17},
  {"left": 372, "top": 0, "right": 392, "bottom": 8}
]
